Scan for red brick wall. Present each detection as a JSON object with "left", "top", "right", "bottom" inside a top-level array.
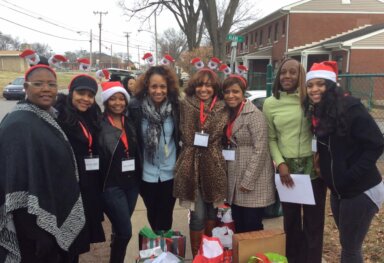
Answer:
[
  {"left": 349, "top": 49, "right": 384, "bottom": 73},
  {"left": 288, "top": 13, "right": 384, "bottom": 49}
]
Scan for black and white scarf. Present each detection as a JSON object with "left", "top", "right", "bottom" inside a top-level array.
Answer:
[
  {"left": 0, "top": 102, "right": 85, "bottom": 263},
  {"left": 141, "top": 97, "right": 173, "bottom": 162}
]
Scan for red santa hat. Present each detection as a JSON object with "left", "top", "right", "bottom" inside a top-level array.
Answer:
[
  {"left": 48, "top": 54, "right": 67, "bottom": 68},
  {"left": 96, "top": 69, "right": 110, "bottom": 80},
  {"left": 207, "top": 57, "right": 222, "bottom": 70},
  {"left": 191, "top": 57, "right": 204, "bottom": 69},
  {"left": 101, "top": 81, "right": 130, "bottom": 103},
  {"left": 77, "top": 58, "right": 90, "bottom": 71},
  {"left": 236, "top": 65, "right": 248, "bottom": 76},
  {"left": 142, "top": 52, "right": 155, "bottom": 66},
  {"left": 20, "top": 49, "right": 40, "bottom": 66},
  {"left": 219, "top": 64, "right": 232, "bottom": 76},
  {"left": 306, "top": 61, "right": 338, "bottom": 83},
  {"left": 159, "top": 54, "right": 175, "bottom": 66}
]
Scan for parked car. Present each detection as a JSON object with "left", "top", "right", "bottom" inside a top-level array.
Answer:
[
  {"left": 3, "top": 76, "right": 25, "bottom": 100},
  {"left": 245, "top": 90, "right": 267, "bottom": 111}
]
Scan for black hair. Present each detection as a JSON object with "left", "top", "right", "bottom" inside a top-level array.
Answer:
[
  {"left": 304, "top": 79, "right": 348, "bottom": 137},
  {"left": 55, "top": 93, "right": 101, "bottom": 130}
]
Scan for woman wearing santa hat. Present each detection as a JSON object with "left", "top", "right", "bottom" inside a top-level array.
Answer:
[
  {"left": 98, "top": 81, "right": 139, "bottom": 263},
  {"left": 263, "top": 58, "right": 326, "bottom": 263},
  {"left": 173, "top": 67, "right": 228, "bottom": 258},
  {"left": 304, "top": 61, "right": 384, "bottom": 262},
  {"left": 0, "top": 63, "right": 85, "bottom": 262},
  {"left": 129, "top": 65, "right": 180, "bottom": 233},
  {"left": 54, "top": 74, "right": 105, "bottom": 260}
]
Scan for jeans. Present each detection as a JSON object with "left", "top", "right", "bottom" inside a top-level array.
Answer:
[
  {"left": 141, "top": 179, "right": 176, "bottom": 232},
  {"left": 231, "top": 204, "right": 264, "bottom": 233},
  {"left": 281, "top": 178, "right": 327, "bottom": 263},
  {"left": 331, "top": 192, "right": 378, "bottom": 263},
  {"left": 189, "top": 189, "right": 217, "bottom": 231},
  {"left": 102, "top": 186, "right": 139, "bottom": 239}
]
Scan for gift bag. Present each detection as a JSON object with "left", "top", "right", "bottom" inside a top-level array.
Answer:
[
  {"left": 212, "top": 226, "right": 233, "bottom": 249},
  {"left": 216, "top": 205, "right": 235, "bottom": 232},
  {"left": 138, "top": 227, "right": 186, "bottom": 258},
  {"left": 137, "top": 252, "right": 184, "bottom": 263},
  {"left": 193, "top": 235, "right": 224, "bottom": 263},
  {"left": 247, "top": 253, "right": 287, "bottom": 263}
]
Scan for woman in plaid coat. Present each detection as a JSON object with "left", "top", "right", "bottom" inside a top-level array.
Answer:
[{"left": 222, "top": 75, "right": 275, "bottom": 233}]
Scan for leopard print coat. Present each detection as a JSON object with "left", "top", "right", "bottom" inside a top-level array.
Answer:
[{"left": 173, "top": 95, "right": 228, "bottom": 204}]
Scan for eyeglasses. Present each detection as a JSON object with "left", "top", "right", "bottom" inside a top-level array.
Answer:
[{"left": 26, "top": 81, "right": 58, "bottom": 89}]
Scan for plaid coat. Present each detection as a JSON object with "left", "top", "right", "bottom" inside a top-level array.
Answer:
[{"left": 226, "top": 100, "right": 275, "bottom": 207}]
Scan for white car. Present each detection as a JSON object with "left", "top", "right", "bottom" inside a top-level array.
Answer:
[{"left": 245, "top": 90, "right": 267, "bottom": 101}]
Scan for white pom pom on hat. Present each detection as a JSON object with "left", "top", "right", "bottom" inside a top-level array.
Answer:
[
  {"left": 101, "top": 81, "right": 130, "bottom": 103},
  {"left": 306, "top": 61, "right": 338, "bottom": 83}
]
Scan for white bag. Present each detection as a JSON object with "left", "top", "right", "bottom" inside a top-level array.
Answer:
[{"left": 212, "top": 226, "right": 234, "bottom": 249}]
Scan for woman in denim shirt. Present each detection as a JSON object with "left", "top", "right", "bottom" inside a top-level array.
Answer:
[{"left": 129, "top": 65, "right": 180, "bottom": 232}]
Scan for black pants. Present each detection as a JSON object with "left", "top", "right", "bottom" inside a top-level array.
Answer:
[
  {"left": 281, "top": 178, "right": 327, "bottom": 263},
  {"left": 231, "top": 204, "right": 264, "bottom": 233},
  {"left": 141, "top": 179, "right": 176, "bottom": 232}
]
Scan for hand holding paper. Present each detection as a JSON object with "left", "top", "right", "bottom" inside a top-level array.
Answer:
[{"left": 275, "top": 174, "right": 316, "bottom": 205}]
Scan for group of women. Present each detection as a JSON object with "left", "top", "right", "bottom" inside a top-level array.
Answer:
[{"left": 0, "top": 57, "right": 383, "bottom": 263}]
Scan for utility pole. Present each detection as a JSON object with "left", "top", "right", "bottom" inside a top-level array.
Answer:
[
  {"left": 93, "top": 11, "right": 108, "bottom": 67},
  {"left": 154, "top": 13, "right": 158, "bottom": 64},
  {"left": 89, "top": 29, "right": 93, "bottom": 68},
  {"left": 110, "top": 44, "right": 113, "bottom": 68},
  {"left": 124, "top": 32, "right": 130, "bottom": 68},
  {"left": 137, "top": 45, "right": 140, "bottom": 69}
]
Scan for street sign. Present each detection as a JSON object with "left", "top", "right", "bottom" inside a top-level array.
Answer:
[{"left": 226, "top": 34, "right": 244, "bottom": 43}]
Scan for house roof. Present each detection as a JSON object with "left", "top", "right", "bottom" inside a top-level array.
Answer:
[
  {"left": 236, "top": 0, "right": 384, "bottom": 35},
  {"left": 0, "top": 50, "right": 22, "bottom": 57},
  {"left": 287, "top": 23, "right": 384, "bottom": 53}
]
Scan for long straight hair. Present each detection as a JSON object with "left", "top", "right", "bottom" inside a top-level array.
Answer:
[{"left": 272, "top": 58, "right": 307, "bottom": 105}]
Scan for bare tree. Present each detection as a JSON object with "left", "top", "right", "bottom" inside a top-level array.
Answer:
[
  {"left": 119, "top": 0, "right": 204, "bottom": 51},
  {"left": 200, "top": 0, "right": 239, "bottom": 60},
  {"left": 158, "top": 28, "right": 187, "bottom": 60},
  {"left": 30, "top": 43, "right": 52, "bottom": 57},
  {"left": 0, "top": 32, "right": 15, "bottom": 50}
]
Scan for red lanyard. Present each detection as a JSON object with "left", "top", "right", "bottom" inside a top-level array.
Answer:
[
  {"left": 79, "top": 121, "right": 93, "bottom": 154},
  {"left": 226, "top": 100, "right": 245, "bottom": 144},
  {"left": 312, "top": 116, "right": 319, "bottom": 128},
  {"left": 108, "top": 115, "right": 129, "bottom": 156},
  {"left": 199, "top": 96, "right": 217, "bottom": 129}
]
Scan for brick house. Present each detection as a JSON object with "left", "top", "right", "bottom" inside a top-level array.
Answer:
[{"left": 227, "top": 0, "right": 384, "bottom": 89}]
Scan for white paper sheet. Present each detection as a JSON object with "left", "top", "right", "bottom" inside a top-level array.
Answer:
[{"left": 275, "top": 174, "right": 316, "bottom": 205}]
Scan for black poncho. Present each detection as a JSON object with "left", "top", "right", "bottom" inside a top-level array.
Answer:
[{"left": 0, "top": 102, "right": 85, "bottom": 262}]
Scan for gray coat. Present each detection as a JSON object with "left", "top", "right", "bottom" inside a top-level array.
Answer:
[{"left": 226, "top": 100, "right": 275, "bottom": 207}]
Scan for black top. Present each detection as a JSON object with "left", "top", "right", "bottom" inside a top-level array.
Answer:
[{"left": 316, "top": 96, "right": 384, "bottom": 198}]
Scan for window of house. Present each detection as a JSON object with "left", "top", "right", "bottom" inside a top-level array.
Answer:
[
  {"left": 245, "top": 36, "right": 249, "bottom": 49},
  {"left": 282, "top": 20, "right": 286, "bottom": 36},
  {"left": 255, "top": 32, "right": 258, "bottom": 46},
  {"left": 268, "top": 26, "right": 272, "bottom": 42},
  {"left": 259, "top": 29, "right": 263, "bottom": 45},
  {"left": 274, "top": 23, "right": 279, "bottom": 41},
  {"left": 250, "top": 33, "right": 253, "bottom": 44}
]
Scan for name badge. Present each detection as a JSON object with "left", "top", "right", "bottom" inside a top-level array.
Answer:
[
  {"left": 84, "top": 156, "right": 99, "bottom": 171},
  {"left": 312, "top": 137, "right": 317, "bottom": 152},
  {"left": 194, "top": 132, "right": 209, "bottom": 147},
  {"left": 122, "top": 158, "right": 135, "bottom": 172},
  {"left": 222, "top": 149, "right": 235, "bottom": 161}
]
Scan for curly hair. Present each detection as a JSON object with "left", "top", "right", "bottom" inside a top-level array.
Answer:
[
  {"left": 272, "top": 58, "right": 307, "bottom": 104},
  {"left": 135, "top": 65, "right": 180, "bottom": 104},
  {"left": 303, "top": 79, "right": 348, "bottom": 137},
  {"left": 184, "top": 69, "right": 222, "bottom": 98}
]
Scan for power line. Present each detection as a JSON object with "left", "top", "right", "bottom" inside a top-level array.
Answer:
[{"left": 0, "top": 17, "right": 89, "bottom": 42}]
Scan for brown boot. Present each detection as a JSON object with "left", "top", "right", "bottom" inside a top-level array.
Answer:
[
  {"left": 204, "top": 220, "right": 217, "bottom": 237},
  {"left": 190, "top": 230, "right": 203, "bottom": 258}
]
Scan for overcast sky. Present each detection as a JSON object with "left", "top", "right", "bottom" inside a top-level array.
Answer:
[{"left": 0, "top": 0, "right": 299, "bottom": 63}]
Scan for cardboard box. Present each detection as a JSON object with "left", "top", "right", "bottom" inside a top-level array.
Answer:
[{"left": 232, "top": 228, "right": 285, "bottom": 263}]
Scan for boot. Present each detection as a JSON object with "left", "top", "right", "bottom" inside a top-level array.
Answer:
[
  {"left": 204, "top": 220, "right": 217, "bottom": 237},
  {"left": 190, "top": 230, "right": 203, "bottom": 259},
  {"left": 109, "top": 235, "right": 129, "bottom": 263}
]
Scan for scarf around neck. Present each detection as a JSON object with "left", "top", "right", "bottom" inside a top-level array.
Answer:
[{"left": 141, "top": 97, "right": 173, "bottom": 162}]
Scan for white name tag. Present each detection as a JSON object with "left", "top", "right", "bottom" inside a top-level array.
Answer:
[
  {"left": 122, "top": 158, "right": 135, "bottom": 172},
  {"left": 222, "top": 149, "right": 235, "bottom": 161},
  {"left": 84, "top": 157, "right": 99, "bottom": 171},
  {"left": 312, "top": 138, "right": 317, "bottom": 152},
  {"left": 194, "top": 132, "right": 209, "bottom": 147}
]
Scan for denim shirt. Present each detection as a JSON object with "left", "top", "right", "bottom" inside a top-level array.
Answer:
[{"left": 141, "top": 116, "right": 176, "bottom": 183}]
